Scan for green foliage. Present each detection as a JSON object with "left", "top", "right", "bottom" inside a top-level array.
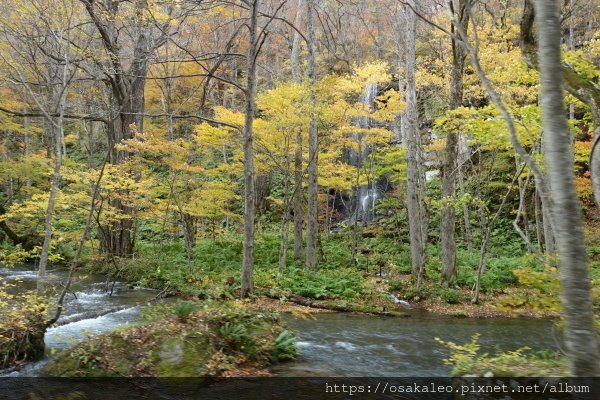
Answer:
[
  {"left": 278, "top": 267, "right": 364, "bottom": 300},
  {"left": 44, "top": 302, "right": 296, "bottom": 377},
  {"left": 436, "top": 334, "right": 566, "bottom": 377},
  {"left": 498, "top": 266, "right": 563, "bottom": 311},
  {"left": 270, "top": 330, "right": 297, "bottom": 362},
  {"left": 0, "top": 244, "right": 31, "bottom": 267},
  {"left": 174, "top": 301, "right": 198, "bottom": 322},
  {"left": 441, "top": 288, "right": 461, "bottom": 304},
  {"left": 0, "top": 278, "right": 49, "bottom": 368}
]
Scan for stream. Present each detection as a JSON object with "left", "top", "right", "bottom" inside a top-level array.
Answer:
[{"left": 1, "top": 265, "right": 559, "bottom": 377}]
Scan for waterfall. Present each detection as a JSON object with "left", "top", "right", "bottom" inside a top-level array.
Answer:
[{"left": 348, "top": 84, "right": 382, "bottom": 223}]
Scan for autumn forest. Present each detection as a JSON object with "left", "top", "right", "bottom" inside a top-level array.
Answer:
[{"left": 1, "top": 0, "right": 600, "bottom": 392}]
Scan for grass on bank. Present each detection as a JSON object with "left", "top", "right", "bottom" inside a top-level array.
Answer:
[{"left": 42, "top": 301, "right": 296, "bottom": 377}]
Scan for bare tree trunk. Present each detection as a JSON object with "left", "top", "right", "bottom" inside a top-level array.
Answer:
[
  {"left": 441, "top": 0, "right": 469, "bottom": 285},
  {"left": 402, "top": 0, "right": 426, "bottom": 286},
  {"left": 37, "top": 51, "right": 70, "bottom": 292},
  {"left": 305, "top": 0, "right": 318, "bottom": 270},
  {"left": 241, "top": 0, "right": 259, "bottom": 297},
  {"left": 457, "top": 158, "right": 473, "bottom": 251},
  {"left": 290, "top": 0, "right": 304, "bottom": 83},
  {"left": 534, "top": 186, "right": 544, "bottom": 252},
  {"left": 278, "top": 146, "right": 292, "bottom": 269},
  {"left": 37, "top": 123, "right": 63, "bottom": 293},
  {"left": 534, "top": 0, "right": 600, "bottom": 376},
  {"left": 520, "top": 0, "right": 600, "bottom": 209},
  {"left": 293, "top": 129, "right": 304, "bottom": 261},
  {"left": 291, "top": 0, "right": 304, "bottom": 261},
  {"left": 182, "top": 213, "right": 197, "bottom": 260},
  {"left": 541, "top": 140, "right": 556, "bottom": 256}
]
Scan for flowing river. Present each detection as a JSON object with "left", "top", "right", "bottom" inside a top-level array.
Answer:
[{"left": 1, "top": 266, "right": 559, "bottom": 377}]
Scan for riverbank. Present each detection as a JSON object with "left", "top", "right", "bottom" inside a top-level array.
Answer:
[{"left": 41, "top": 301, "right": 296, "bottom": 377}]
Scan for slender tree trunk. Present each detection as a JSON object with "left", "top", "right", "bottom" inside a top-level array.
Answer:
[
  {"left": 534, "top": 187, "right": 544, "bottom": 252},
  {"left": 402, "top": 0, "right": 426, "bottom": 285},
  {"left": 534, "top": 0, "right": 600, "bottom": 376},
  {"left": 38, "top": 54, "right": 70, "bottom": 292},
  {"left": 293, "top": 129, "right": 304, "bottom": 260},
  {"left": 182, "top": 213, "right": 197, "bottom": 260},
  {"left": 291, "top": 0, "right": 304, "bottom": 261},
  {"left": 291, "top": 0, "right": 304, "bottom": 83},
  {"left": 37, "top": 123, "right": 63, "bottom": 293},
  {"left": 278, "top": 148, "right": 292, "bottom": 269},
  {"left": 305, "top": 0, "right": 318, "bottom": 270},
  {"left": 441, "top": 0, "right": 469, "bottom": 285},
  {"left": 241, "top": 0, "right": 259, "bottom": 297},
  {"left": 457, "top": 158, "right": 473, "bottom": 251}
]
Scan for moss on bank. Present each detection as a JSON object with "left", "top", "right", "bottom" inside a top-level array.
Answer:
[{"left": 42, "top": 301, "right": 296, "bottom": 377}]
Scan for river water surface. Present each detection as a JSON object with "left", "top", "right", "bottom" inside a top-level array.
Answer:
[{"left": 1, "top": 266, "right": 559, "bottom": 377}]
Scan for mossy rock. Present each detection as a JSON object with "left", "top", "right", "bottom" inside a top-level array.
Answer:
[{"left": 42, "top": 302, "right": 296, "bottom": 377}]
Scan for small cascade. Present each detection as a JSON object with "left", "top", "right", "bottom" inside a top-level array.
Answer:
[
  {"left": 0, "top": 266, "right": 158, "bottom": 377},
  {"left": 389, "top": 293, "right": 412, "bottom": 310},
  {"left": 345, "top": 84, "right": 383, "bottom": 223}
]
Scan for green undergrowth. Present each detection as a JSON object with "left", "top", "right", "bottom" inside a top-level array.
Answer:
[
  {"left": 42, "top": 301, "right": 296, "bottom": 377},
  {"left": 437, "top": 334, "right": 567, "bottom": 377},
  {"left": 82, "top": 225, "right": 600, "bottom": 313}
]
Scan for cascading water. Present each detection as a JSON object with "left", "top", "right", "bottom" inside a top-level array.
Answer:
[
  {"left": 0, "top": 265, "right": 158, "bottom": 376},
  {"left": 347, "top": 84, "right": 383, "bottom": 223}
]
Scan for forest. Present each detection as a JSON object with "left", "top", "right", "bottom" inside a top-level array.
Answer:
[{"left": 0, "top": 0, "right": 599, "bottom": 392}]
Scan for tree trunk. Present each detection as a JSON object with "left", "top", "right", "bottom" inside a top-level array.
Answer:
[
  {"left": 305, "top": 0, "right": 318, "bottom": 270},
  {"left": 534, "top": 186, "right": 544, "bottom": 252},
  {"left": 402, "top": 0, "right": 426, "bottom": 285},
  {"left": 290, "top": 0, "right": 304, "bottom": 83},
  {"left": 541, "top": 140, "right": 556, "bottom": 256},
  {"left": 182, "top": 213, "right": 197, "bottom": 261},
  {"left": 255, "top": 174, "right": 272, "bottom": 213},
  {"left": 83, "top": 0, "right": 152, "bottom": 259},
  {"left": 278, "top": 149, "right": 292, "bottom": 269},
  {"left": 37, "top": 123, "right": 63, "bottom": 293},
  {"left": 520, "top": 0, "right": 600, "bottom": 208},
  {"left": 291, "top": 0, "right": 304, "bottom": 261},
  {"left": 241, "top": 0, "right": 259, "bottom": 298},
  {"left": 38, "top": 54, "right": 70, "bottom": 292},
  {"left": 441, "top": 0, "right": 469, "bottom": 285},
  {"left": 534, "top": 0, "right": 600, "bottom": 376},
  {"left": 293, "top": 129, "right": 304, "bottom": 261},
  {"left": 457, "top": 157, "right": 473, "bottom": 251}
]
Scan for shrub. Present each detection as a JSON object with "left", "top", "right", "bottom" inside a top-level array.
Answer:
[
  {"left": 0, "top": 279, "right": 49, "bottom": 368},
  {"left": 174, "top": 301, "right": 197, "bottom": 322},
  {"left": 436, "top": 334, "right": 566, "bottom": 377},
  {"left": 270, "top": 330, "right": 297, "bottom": 362},
  {"left": 441, "top": 288, "right": 461, "bottom": 304},
  {"left": 278, "top": 267, "right": 364, "bottom": 300}
]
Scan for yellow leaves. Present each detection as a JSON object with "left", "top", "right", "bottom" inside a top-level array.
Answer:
[
  {"left": 335, "top": 62, "right": 393, "bottom": 95},
  {"left": 257, "top": 82, "right": 309, "bottom": 122},
  {"left": 372, "top": 90, "right": 405, "bottom": 122},
  {"left": 416, "top": 64, "right": 448, "bottom": 90},
  {"left": 564, "top": 49, "right": 600, "bottom": 82},
  {"left": 574, "top": 140, "right": 592, "bottom": 164},
  {"left": 195, "top": 123, "right": 235, "bottom": 149},
  {"left": 435, "top": 104, "right": 541, "bottom": 153},
  {"left": 184, "top": 180, "right": 239, "bottom": 219},
  {"left": 318, "top": 153, "right": 357, "bottom": 191},
  {"left": 213, "top": 106, "right": 244, "bottom": 129}
]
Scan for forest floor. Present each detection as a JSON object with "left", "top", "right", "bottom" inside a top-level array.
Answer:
[{"left": 88, "top": 230, "right": 593, "bottom": 321}]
